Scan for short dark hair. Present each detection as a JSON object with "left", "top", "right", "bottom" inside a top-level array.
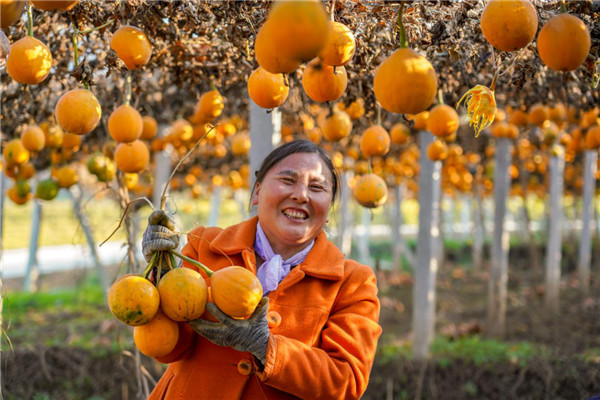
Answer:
[{"left": 251, "top": 139, "right": 340, "bottom": 206}]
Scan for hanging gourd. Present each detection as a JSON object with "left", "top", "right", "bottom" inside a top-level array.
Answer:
[
  {"left": 480, "top": 0, "right": 538, "bottom": 52},
  {"left": 373, "top": 3, "right": 437, "bottom": 115},
  {"left": 6, "top": 2, "right": 53, "bottom": 85},
  {"left": 537, "top": 12, "right": 591, "bottom": 72}
]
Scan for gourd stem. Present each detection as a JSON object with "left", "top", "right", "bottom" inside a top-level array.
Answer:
[
  {"left": 490, "top": 73, "right": 498, "bottom": 92},
  {"left": 438, "top": 89, "right": 444, "bottom": 105},
  {"left": 170, "top": 250, "right": 214, "bottom": 277},
  {"left": 396, "top": 2, "right": 408, "bottom": 49},
  {"left": 329, "top": 0, "right": 335, "bottom": 21},
  {"left": 72, "top": 22, "right": 90, "bottom": 90},
  {"left": 141, "top": 252, "right": 158, "bottom": 279},
  {"left": 26, "top": 1, "right": 33, "bottom": 36},
  {"left": 376, "top": 103, "right": 382, "bottom": 126},
  {"left": 125, "top": 70, "right": 132, "bottom": 106},
  {"left": 79, "top": 19, "right": 114, "bottom": 35},
  {"left": 559, "top": 0, "right": 567, "bottom": 13}
]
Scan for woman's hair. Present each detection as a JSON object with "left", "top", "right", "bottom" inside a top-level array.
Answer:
[{"left": 251, "top": 139, "right": 340, "bottom": 206}]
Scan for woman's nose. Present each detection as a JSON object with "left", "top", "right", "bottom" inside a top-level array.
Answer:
[{"left": 290, "top": 183, "right": 309, "bottom": 202}]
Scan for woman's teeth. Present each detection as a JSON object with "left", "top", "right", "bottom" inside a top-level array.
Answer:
[{"left": 283, "top": 210, "right": 308, "bottom": 220}]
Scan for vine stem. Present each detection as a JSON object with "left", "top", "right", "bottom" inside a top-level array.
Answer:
[
  {"left": 169, "top": 250, "right": 213, "bottom": 277},
  {"left": 142, "top": 252, "right": 158, "bottom": 279},
  {"left": 125, "top": 70, "right": 132, "bottom": 106},
  {"left": 72, "top": 23, "right": 90, "bottom": 90},
  {"left": 396, "top": 2, "right": 408, "bottom": 49},
  {"left": 26, "top": 1, "right": 33, "bottom": 36},
  {"left": 79, "top": 19, "right": 114, "bottom": 35},
  {"left": 160, "top": 124, "right": 218, "bottom": 210},
  {"left": 329, "top": 0, "right": 335, "bottom": 21}
]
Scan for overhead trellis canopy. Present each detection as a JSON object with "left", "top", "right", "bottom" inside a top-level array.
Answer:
[{"left": 1, "top": 0, "right": 599, "bottom": 154}]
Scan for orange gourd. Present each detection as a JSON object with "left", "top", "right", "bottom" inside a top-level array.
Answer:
[
  {"left": 1, "top": 0, "right": 26, "bottom": 29},
  {"left": 407, "top": 111, "right": 430, "bottom": 131},
  {"left": 339, "top": 98, "right": 365, "bottom": 120},
  {"left": 158, "top": 268, "right": 208, "bottom": 322},
  {"left": 426, "top": 104, "right": 460, "bottom": 138},
  {"left": 6, "top": 36, "right": 53, "bottom": 85},
  {"left": 3, "top": 138, "right": 30, "bottom": 166},
  {"left": 491, "top": 122, "right": 519, "bottom": 139},
  {"left": 55, "top": 165, "right": 78, "bottom": 188},
  {"left": 374, "top": 48, "right": 437, "bottom": 115},
  {"left": 537, "top": 13, "right": 591, "bottom": 72},
  {"left": 480, "top": 0, "right": 538, "bottom": 52},
  {"left": 110, "top": 25, "right": 152, "bottom": 70},
  {"left": 133, "top": 310, "right": 179, "bottom": 358},
  {"left": 426, "top": 140, "right": 448, "bottom": 161},
  {"left": 528, "top": 103, "right": 550, "bottom": 127},
  {"left": 21, "top": 125, "right": 46, "bottom": 152},
  {"left": 509, "top": 109, "right": 529, "bottom": 126},
  {"left": 321, "top": 111, "right": 352, "bottom": 142},
  {"left": 141, "top": 116, "right": 158, "bottom": 140},
  {"left": 16, "top": 163, "right": 35, "bottom": 180},
  {"left": 170, "top": 119, "right": 194, "bottom": 142},
  {"left": 360, "top": 125, "right": 391, "bottom": 157},
  {"left": 254, "top": 21, "right": 301, "bottom": 74},
  {"left": 247, "top": 67, "right": 289, "bottom": 109},
  {"left": 192, "top": 90, "right": 224, "bottom": 123},
  {"left": 266, "top": 0, "right": 329, "bottom": 63},
  {"left": 7, "top": 186, "right": 31, "bottom": 205},
  {"left": 549, "top": 103, "right": 567, "bottom": 124},
  {"left": 210, "top": 266, "right": 263, "bottom": 319},
  {"left": 108, "top": 274, "right": 160, "bottom": 326},
  {"left": 55, "top": 88, "right": 102, "bottom": 135},
  {"left": 108, "top": 104, "right": 143, "bottom": 143},
  {"left": 61, "top": 132, "right": 82, "bottom": 151},
  {"left": 318, "top": 21, "right": 356, "bottom": 67},
  {"left": 123, "top": 172, "right": 139, "bottom": 191},
  {"left": 114, "top": 140, "right": 150, "bottom": 173},
  {"left": 231, "top": 133, "right": 251, "bottom": 156},
  {"left": 301, "top": 58, "right": 347, "bottom": 103},
  {"left": 390, "top": 122, "right": 411, "bottom": 145},
  {"left": 354, "top": 173, "right": 388, "bottom": 208},
  {"left": 41, "top": 123, "right": 64, "bottom": 148},
  {"left": 585, "top": 126, "right": 600, "bottom": 150}
]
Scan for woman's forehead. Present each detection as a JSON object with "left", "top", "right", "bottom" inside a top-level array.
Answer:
[{"left": 269, "top": 153, "right": 333, "bottom": 181}]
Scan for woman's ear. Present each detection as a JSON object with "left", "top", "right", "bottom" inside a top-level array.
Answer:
[{"left": 251, "top": 184, "right": 260, "bottom": 205}]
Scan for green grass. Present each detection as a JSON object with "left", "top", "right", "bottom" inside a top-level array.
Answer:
[{"left": 377, "top": 336, "right": 545, "bottom": 367}]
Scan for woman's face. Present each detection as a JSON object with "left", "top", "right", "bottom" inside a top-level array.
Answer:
[{"left": 253, "top": 152, "right": 333, "bottom": 259}]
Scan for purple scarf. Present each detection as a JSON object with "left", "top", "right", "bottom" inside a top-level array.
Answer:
[{"left": 254, "top": 222, "right": 314, "bottom": 294}]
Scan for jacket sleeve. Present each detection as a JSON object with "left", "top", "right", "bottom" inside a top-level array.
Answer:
[
  {"left": 257, "top": 264, "right": 382, "bottom": 400},
  {"left": 152, "top": 227, "right": 206, "bottom": 364}
]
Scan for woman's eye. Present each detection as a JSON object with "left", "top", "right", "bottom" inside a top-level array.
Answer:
[
  {"left": 310, "top": 184, "right": 325, "bottom": 191},
  {"left": 280, "top": 177, "right": 294, "bottom": 184}
]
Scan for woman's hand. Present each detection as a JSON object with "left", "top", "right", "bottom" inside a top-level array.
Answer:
[
  {"left": 188, "top": 297, "right": 270, "bottom": 366},
  {"left": 142, "top": 210, "right": 180, "bottom": 262}
]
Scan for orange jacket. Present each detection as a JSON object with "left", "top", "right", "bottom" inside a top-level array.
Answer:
[{"left": 149, "top": 216, "right": 382, "bottom": 400}]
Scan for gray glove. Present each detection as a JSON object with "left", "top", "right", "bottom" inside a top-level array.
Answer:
[
  {"left": 142, "top": 210, "right": 180, "bottom": 263},
  {"left": 188, "top": 297, "right": 270, "bottom": 366}
]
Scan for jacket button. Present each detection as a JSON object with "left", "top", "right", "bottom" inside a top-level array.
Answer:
[
  {"left": 237, "top": 359, "right": 253, "bottom": 375},
  {"left": 267, "top": 311, "right": 281, "bottom": 328}
]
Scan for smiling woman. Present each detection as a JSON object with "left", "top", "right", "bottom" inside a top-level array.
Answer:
[{"left": 141, "top": 139, "right": 382, "bottom": 400}]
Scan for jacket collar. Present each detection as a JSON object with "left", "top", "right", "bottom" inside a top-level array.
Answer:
[{"left": 209, "top": 216, "right": 344, "bottom": 281}]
